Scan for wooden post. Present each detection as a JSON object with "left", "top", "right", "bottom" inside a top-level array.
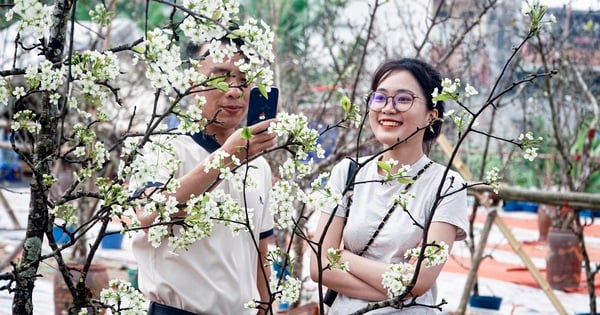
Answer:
[
  {"left": 456, "top": 208, "right": 497, "bottom": 314},
  {"left": 0, "top": 189, "right": 21, "bottom": 229}
]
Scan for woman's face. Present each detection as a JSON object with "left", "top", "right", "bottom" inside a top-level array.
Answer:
[{"left": 368, "top": 70, "right": 436, "bottom": 149}]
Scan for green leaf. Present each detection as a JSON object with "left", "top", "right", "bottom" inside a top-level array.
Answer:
[
  {"left": 377, "top": 161, "right": 391, "bottom": 173},
  {"left": 241, "top": 126, "right": 254, "bottom": 140},
  {"left": 216, "top": 81, "right": 229, "bottom": 93},
  {"left": 185, "top": 213, "right": 200, "bottom": 223},
  {"left": 341, "top": 95, "right": 351, "bottom": 113},
  {"left": 433, "top": 93, "right": 456, "bottom": 102},
  {"left": 584, "top": 20, "right": 594, "bottom": 32},
  {"left": 397, "top": 177, "right": 414, "bottom": 185},
  {"left": 257, "top": 84, "right": 268, "bottom": 99},
  {"left": 132, "top": 45, "right": 145, "bottom": 54}
]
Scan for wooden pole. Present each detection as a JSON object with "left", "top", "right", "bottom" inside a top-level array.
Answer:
[
  {"left": 0, "top": 189, "right": 21, "bottom": 229},
  {"left": 469, "top": 184, "right": 600, "bottom": 210},
  {"left": 456, "top": 209, "right": 498, "bottom": 314}
]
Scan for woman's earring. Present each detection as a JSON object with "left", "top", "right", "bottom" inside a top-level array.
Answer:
[{"left": 428, "top": 120, "right": 435, "bottom": 133}]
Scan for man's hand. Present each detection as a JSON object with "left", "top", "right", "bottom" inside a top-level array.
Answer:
[{"left": 222, "top": 118, "right": 278, "bottom": 160}]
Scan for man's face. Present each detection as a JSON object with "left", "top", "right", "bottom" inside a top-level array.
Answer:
[{"left": 196, "top": 50, "right": 250, "bottom": 135}]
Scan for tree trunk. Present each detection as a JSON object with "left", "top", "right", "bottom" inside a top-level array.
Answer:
[{"left": 12, "top": 1, "right": 72, "bottom": 314}]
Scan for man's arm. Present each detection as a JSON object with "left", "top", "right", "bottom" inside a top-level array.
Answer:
[
  {"left": 257, "top": 235, "right": 273, "bottom": 314},
  {"left": 136, "top": 119, "right": 277, "bottom": 227}
]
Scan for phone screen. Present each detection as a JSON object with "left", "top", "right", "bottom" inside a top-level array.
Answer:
[{"left": 246, "top": 87, "right": 279, "bottom": 126}]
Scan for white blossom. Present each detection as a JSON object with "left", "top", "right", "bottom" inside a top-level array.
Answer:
[
  {"left": 381, "top": 263, "right": 415, "bottom": 298},
  {"left": 99, "top": 279, "right": 147, "bottom": 315},
  {"left": 6, "top": 0, "right": 54, "bottom": 38},
  {"left": 269, "top": 274, "right": 302, "bottom": 305},
  {"left": 485, "top": 167, "right": 502, "bottom": 193},
  {"left": 0, "top": 78, "right": 9, "bottom": 107}
]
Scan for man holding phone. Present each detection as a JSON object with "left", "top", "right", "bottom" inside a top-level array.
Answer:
[{"left": 131, "top": 31, "right": 278, "bottom": 314}]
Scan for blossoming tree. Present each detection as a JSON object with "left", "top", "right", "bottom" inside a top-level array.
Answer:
[{"left": 0, "top": 0, "right": 559, "bottom": 315}]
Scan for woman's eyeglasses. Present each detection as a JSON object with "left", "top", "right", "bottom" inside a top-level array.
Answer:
[{"left": 367, "top": 91, "right": 419, "bottom": 112}]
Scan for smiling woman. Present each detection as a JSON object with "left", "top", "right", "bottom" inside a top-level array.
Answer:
[{"left": 310, "top": 58, "right": 468, "bottom": 314}]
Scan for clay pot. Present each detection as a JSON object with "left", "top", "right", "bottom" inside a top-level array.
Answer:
[
  {"left": 545, "top": 229, "right": 583, "bottom": 290},
  {"left": 53, "top": 263, "right": 109, "bottom": 315}
]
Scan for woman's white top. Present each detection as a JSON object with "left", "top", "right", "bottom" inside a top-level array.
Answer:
[{"left": 323, "top": 155, "right": 468, "bottom": 314}]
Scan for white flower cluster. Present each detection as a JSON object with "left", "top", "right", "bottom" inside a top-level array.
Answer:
[
  {"left": 441, "top": 78, "right": 460, "bottom": 94},
  {"left": 310, "top": 172, "right": 330, "bottom": 191},
  {"left": 50, "top": 203, "right": 78, "bottom": 226},
  {"left": 269, "top": 112, "right": 325, "bottom": 160},
  {"left": 176, "top": 105, "right": 206, "bottom": 135},
  {"left": 382, "top": 242, "right": 449, "bottom": 298},
  {"left": 393, "top": 191, "right": 416, "bottom": 210},
  {"left": 145, "top": 194, "right": 180, "bottom": 247},
  {"left": 99, "top": 183, "right": 138, "bottom": 222},
  {"left": 444, "top": 109, "right": 476, "bottom": 136},
  {"left": 89, "top": 4, "right": 113, "bottom": 27},
  {"left": 24, "top": 60, "right": 66, "bottom": 92},
  {"left": 204, "top": 149, "right": 238, "bottom": 173},
  {"left": 211, "top": 190, "right": 252, "bottom": 235},
  {"left": 327, "top": 248, "right": 350, "bottom": 272},
  {"left": 12, "top": 110, "right": 41, "bottom": 134},
  {"left": 231, "top": 168, "right": 259, "bottom": 193},
  {"left": 431, "top": 78, "right": 479, "bottom": 107},
  {"left": 377, "top": 159, "right": 411, "bottom": 183},
  {"left": 5, "top": 0, "right": 54, "bottom": 38},
  {"left": 136, "top": 28, "right": 192, "bottom": 94},
  {"left": 181, "top": 0, "right": 239, "bottom": 44},
  {"left": 160, "top": 189, "right": 250, "bottom": 251},
  {"left": 518, "top": 132, "right": 543, "bottom": 162},
  {"left": 381, "top": 262, "right": 415, "bottom": 298},
  {"left": 270, "top": 177, "right": 309, "bottom": 229},
  {"left": 179, "top": 1, "right": 274, "bottom": 87},
  {"left": 485, "top": 167, "right": 502, "bottom": 193},
  {"left": 404, "top": 241, "right": 449, "bottom": 268},
  {"left": 269, "top": 274, "right": 302, "bottom": 305},
  {"left": 91, "top": 142, "right": 109, "bottom": 170},
  {"left": 69, "top": 124, "right": 111, "bottom": 179},
  {"left": 0, "top": 77, "right": 8, "bottom": 107},
  {"left": 235, "top": 19, "right": 275, "bottom": 87},
  {"left": 97, "top": 279, "right": 147, "bottom": 315},
  {"left": 125, "top": 135, "right": 181, "bottom": 193},
  {"left": 308, "top": 181, "right": 343, "bottom": 224},
  {"left": 70, "top": 50, "right": 121, "bottom": 108},
  {"left": 243, "top": 299, "right": 259, "bottom": 310}
]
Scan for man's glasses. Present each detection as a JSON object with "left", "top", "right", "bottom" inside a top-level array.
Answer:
[{"left": 367, "top": 91, "right": 420, "bottom": 112}]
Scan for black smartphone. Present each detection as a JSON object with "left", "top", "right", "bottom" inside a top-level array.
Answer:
[{"left": 246, "top": 86, "right": 279, "bottom": 126}]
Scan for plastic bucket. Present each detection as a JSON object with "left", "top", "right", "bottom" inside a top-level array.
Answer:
[
  {"left": 52, "top": 226, "right": 75, "bottom": 245},
  {"left": 101, "top": 231, "right": 123, "bottom": 249}
]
